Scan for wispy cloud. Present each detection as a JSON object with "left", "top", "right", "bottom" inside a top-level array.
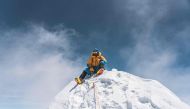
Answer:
[
  {"left": 117, "top": 0, "right": 190, "bottom": 105},
  {"left": 0, "top": 24, "right": 84, "bottom": 109}
]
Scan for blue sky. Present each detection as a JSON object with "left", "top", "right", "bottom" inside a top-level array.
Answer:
[{"left": 0, "top": 0, "right": 190, "bottom": 109}]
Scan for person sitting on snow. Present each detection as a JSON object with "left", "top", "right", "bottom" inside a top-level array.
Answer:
[{"left": 75, "top": 48, "right": 107, "bottom": 84}]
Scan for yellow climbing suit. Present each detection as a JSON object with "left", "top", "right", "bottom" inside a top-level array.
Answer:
[{"left": 87, "top": 52, "right": 107, "bottom": 73}]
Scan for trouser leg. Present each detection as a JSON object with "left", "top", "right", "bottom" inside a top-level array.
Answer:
[{"left": 79, "top": 71, "right": 87, "bottom": 79}]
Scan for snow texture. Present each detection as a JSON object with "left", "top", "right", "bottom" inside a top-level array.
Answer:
[{"left": 49, "top": 69, "right": 190, "bottom": 109}]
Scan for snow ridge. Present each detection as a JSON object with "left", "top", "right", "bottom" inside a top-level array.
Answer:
[{"left": 49, "top": 69, "right": 190, "bottom": 109}]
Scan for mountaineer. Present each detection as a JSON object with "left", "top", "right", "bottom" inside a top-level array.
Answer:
[{"left": 75, "top": 48, "right": 107, "bottom": 84}]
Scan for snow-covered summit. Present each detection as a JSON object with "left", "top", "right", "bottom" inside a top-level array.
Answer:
[{"left": 49, "top": 69, "right": 190, "bottom": 109}]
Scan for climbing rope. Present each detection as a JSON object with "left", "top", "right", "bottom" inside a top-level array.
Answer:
[
  {"left": 93, "top": 82, "right": 101, "bottom": 109},
  {"left": 87, "top": 71, "right": 104, "bottom": 109}
]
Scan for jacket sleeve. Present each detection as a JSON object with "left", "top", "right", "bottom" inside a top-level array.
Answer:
[
  {"left": 100, "top": 55, "right": 107, "bottom": 63},
  {"left": 99, "top": 55, "right": 107, "bottom": 67}
]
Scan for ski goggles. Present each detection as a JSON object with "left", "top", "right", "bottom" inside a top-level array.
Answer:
[{"left": 92, "top": 52, "right": 99, "bottom": 56}]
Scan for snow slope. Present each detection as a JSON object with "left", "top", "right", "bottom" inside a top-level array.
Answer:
[{"left": 49, "top": 69, "right": 190, "bottom": 109}]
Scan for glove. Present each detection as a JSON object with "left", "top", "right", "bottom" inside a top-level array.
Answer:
[{"left": 90, "top": 67, "right": 94, "bottom": 73}]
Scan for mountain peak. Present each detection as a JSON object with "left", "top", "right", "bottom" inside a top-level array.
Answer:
[{"left": 49, "top": 69, "right": 190, "bottom": 109}]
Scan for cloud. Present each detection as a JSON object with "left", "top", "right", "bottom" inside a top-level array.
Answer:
[
  {"left": 121, "top": 28, "right": 190, "bottom": 105},
  {"left": 0, "top": 24, "right": 84, "bottom": 109},
  {"left": 117, "top": 0, "right": 190, "bottom": 105}
]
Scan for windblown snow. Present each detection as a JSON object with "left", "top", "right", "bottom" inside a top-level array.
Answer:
[{"left": 49, "top": 69, "right": 190, "bottom": 109}]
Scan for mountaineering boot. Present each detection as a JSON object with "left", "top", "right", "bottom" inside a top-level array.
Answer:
[{"left": 75, "top": 77, "right": 84, "bottom": 84}]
